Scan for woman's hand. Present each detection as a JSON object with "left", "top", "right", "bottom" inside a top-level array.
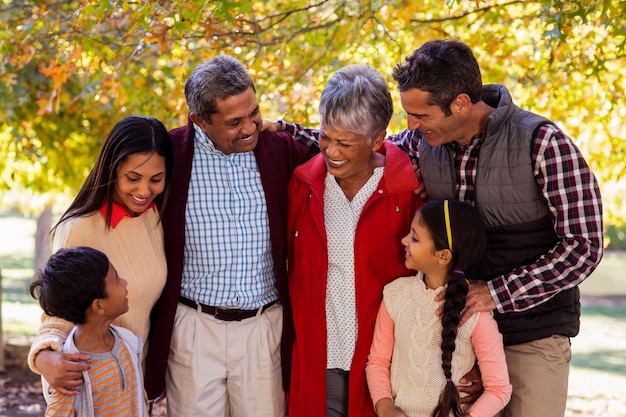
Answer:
[{"left": 35, "top": 349, "right": 90, "bottom": 395}]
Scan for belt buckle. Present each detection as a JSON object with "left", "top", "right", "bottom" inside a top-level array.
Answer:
[
  {"left": 214, "top": 307, "right": 237, "bottom": 321},
  {"left": 213, "top": 307, "right": 225, "bottom": 320}
]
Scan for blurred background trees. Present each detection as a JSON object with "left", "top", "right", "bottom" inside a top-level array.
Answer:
[{"left": 1, "top": 0, "right": 625, "bottom": 260}]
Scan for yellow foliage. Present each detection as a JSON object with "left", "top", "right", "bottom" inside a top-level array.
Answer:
[{"left": 0, "top": 0, "right": 624, "bottom": 226}]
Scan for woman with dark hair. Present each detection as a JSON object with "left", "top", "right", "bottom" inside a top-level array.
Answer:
[
  {"left": 27, "top": 116, "right": 174, "bottom": 398},
  {"left": 366, "top": 200, "right": 512, "bottom": 417}
]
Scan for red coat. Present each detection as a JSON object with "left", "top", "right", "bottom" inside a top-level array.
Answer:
[{"left": 287, "top": 142, "right": 424, "bottom": 417}]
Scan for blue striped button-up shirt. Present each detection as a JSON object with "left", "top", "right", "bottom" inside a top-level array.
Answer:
[{"left": 180, "top": 124, "right": 277, "bottom": 309}]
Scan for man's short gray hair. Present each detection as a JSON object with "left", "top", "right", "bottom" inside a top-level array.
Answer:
[{"left": 185, "top": 55, "right": 256, "bottom": 122}]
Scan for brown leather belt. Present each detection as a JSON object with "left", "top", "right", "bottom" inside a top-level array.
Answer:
[{"left": 178, "top": 296, "right": 278, "bottom": 321}]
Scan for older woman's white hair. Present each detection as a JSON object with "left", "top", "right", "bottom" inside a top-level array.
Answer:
[{"left": 319, "top": 64, "right": 393, "bottom": 141}]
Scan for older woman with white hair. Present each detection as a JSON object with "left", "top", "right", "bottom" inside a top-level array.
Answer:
[{"left": 286, "top": 64, "right": 424, "bottom": 417}]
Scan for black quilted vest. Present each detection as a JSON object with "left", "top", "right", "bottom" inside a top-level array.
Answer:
[{"left": 419, "top": 84, "right": 580, "bottom": 346}]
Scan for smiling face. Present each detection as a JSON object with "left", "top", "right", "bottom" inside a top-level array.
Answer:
[
  {"left": 399, "top": 88, "right": 467, "bottom": 147},
  {"left": 112, "top": 152, "right": 166, "bottom": 215},
  {"left": 192, "top": 87, "right": 261, "bottom": 155},
  {"left": 401, "top": 211, "right": 446, "bottom": 275},
  {"left": 319, "top": 121, "right": 384, "bottom": 184}
]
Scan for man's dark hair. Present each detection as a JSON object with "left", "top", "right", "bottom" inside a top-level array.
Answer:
[{"left": 393, "top": 39, "right": 483, "bottom": 116}]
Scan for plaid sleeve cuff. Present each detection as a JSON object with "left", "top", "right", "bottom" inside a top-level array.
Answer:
[{"left": 488, "top": 276, "right": 514, "bottom": 313}]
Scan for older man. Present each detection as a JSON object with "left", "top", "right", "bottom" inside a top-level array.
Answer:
[{"left": 144, "top": 55, "right": 316, "bottom": 417}]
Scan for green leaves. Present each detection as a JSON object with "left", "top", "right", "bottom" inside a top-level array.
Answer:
[{"left": 1, "top": 0, "right": 624, "bottom": 224}]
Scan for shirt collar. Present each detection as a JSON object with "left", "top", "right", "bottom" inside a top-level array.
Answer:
[
  {"left": 452, "top": 132, "right": 483, "bottom": 152},
  {"left": 99, "top": 200, "right": 156, "bottom": 228},
  {"left": 193, "top": 122, "right": 218, "bottom": 153}
]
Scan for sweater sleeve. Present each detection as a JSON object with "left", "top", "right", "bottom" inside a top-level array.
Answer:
[
  {"left": 365, "top": 301, "right": 395, "bottom": 408},
  {"left": 28, "top": 313, "right": 73, "bottom": 374},
  {"left": 466, "top": 312, "right": 512, "bottom": 417}
]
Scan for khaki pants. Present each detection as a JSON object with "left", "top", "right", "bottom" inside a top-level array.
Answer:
[
  {"left": 165, "top": 302, "right": 285, "bottom": 417},
  {"left": 501, "top": 335, "right": 571, "bottom": 417}
]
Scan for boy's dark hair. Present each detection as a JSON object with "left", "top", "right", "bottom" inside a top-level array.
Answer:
[
  {"left": 418, "top": 200, "right": 487, "bottom": 417},
  {"left": 29, "top": 246, "right": 110, "bottom": 324}
]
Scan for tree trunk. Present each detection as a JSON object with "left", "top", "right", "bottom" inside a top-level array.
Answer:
[
  {"left": 0, "top": 269, "right": 4, "bottom": 372},
  {"left": 34, "top": 205, "right": 53, "bottom": 273}
]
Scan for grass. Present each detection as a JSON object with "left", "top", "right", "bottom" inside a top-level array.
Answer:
[
  {"left": 567, "top": 304, "right": 626, "bottom": 416},
  {"left": 572, "top": 306, "right": 626, "bottom": 374},
  {"left": 1, "top": 213, "right": 39, "bottom": 338}
]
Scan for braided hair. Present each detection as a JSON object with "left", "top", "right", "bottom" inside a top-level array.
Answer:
[{"left": 418, "top": 200, "right": 487, "bottom": 417}]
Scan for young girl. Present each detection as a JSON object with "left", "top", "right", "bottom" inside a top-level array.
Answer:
[
  {"left": 366, "top": 200, "right": 512, "bottom": 417},
  {"left": 27, "top": 116, "right": 174, "bottom": 398}
]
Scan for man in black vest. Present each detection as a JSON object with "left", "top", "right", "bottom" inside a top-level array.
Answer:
[{"left": 388, "top": 39, "right": 603, "bottom": 417}]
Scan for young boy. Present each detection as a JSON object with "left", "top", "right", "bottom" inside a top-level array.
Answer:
[{"left": 29, "top": 246, "right": 148, "bottom": 417}]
